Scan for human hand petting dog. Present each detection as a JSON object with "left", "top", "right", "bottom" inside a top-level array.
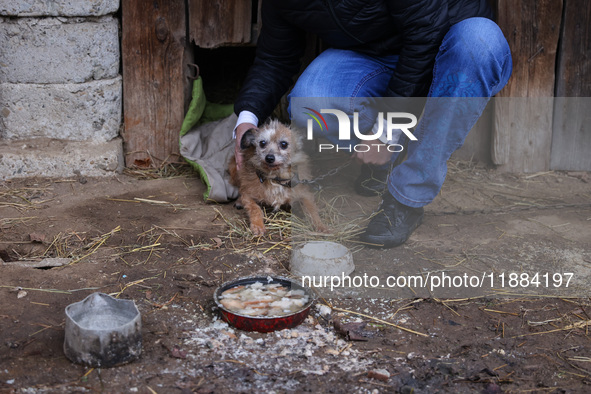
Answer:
[{"left": 234, "top": 122, "right": 257, "bottom": 170}]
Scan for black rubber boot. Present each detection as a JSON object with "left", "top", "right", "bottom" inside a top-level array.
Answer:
[{"left": 360, "top": 192, "right": 424, "bottom": 248}]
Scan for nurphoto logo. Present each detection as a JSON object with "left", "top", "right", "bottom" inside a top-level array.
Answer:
[{"left": 304, "top": 108, "right": 418, "bottom": 153}]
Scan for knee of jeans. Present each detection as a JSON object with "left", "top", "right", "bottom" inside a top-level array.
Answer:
[
  {"left": 289, "top": 77, "right": 331, "bottom": 100},
  {"left": 289, "top": 82, "right": 307, "bottom": 101},
  {"left": 447, "top": 18, "right": 512, "bottom": 72}
]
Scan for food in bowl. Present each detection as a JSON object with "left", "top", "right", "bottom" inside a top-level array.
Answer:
[{"left": 219, "top": 281, "right": 309, "bottom": 317}]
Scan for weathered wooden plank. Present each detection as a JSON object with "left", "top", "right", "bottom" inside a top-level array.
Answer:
[
  {"left": 492, "top": 0, "right": 563, "bottom": 172},
  {"left": 251, "top": 0, "right": 263, "bottom": 44},
  {"left": 451, "top": 103, "right": 493, "bottom": 166},
  {"left": 121, "top": 0, "right": 192, "bottom": 166},
  {"left": 553, "top": 0, "right": 591, "bottom": 97},
  {"left": 189, "top": 0, "right": 252, "bottom": 48},
  {"left": 550, "top": 0, "right": 591, "bottom": 171},
  {"left": 551, "top": 98, "right": 591, "bottom": 171}
]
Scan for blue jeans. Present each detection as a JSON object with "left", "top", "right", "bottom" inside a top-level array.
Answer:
[{"left": 288, "top": 17, "right": 513, "bottom": 207}]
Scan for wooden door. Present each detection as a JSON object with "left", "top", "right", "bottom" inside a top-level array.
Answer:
[
  {"left": 121, "top": 0, "right": 256, "bottom": 167},
  {"left": 121, "top": 0, "right": 193, "bottom": 166},
  {"left": 492, "top": 0, "right": 564, "bottom": 173},
  {"left": 550, "top": 0, "right": 591, "bottom": 171}
]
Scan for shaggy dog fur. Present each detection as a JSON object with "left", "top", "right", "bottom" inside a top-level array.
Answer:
[{"left": 229, "top": 120, "right": 326, "bottom": 236}]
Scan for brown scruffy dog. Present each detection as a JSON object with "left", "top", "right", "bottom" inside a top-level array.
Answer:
[{"left": 229, "top": 120, "right": 327, "bottom": 236}]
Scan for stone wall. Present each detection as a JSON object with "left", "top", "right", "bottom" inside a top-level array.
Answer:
[{"left": 0, "top": 0, "right": 123, "bottom": 178}]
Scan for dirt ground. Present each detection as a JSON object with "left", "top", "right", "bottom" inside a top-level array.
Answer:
[{"left": 1, "top": 159, "right": 590, "bottom": 393}]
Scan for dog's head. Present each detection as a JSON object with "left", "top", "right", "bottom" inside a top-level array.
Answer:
[{"left": 240, "top": 120, "right": 299, "bottom": 170}]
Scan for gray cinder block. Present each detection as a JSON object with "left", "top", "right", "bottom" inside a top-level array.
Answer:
[
  {"left": 0, "top": 0, "right": 119, "bottom": 17},
  {"left": 0, "top": 16, "right": 120, "bottom": 84},
  {"left": 0, "top": 137, "right": 124, "bottom": 179},
  {"left": 0, "top": 77, "right": 122, "bottom": 142}
]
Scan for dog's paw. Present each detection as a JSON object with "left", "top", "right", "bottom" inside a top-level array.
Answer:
[
  {"left": 315, "top": 223, "right": 331, "bottom": 234},
  {"left": 250, "top": 223, "right": 266, "bottom": 236}
]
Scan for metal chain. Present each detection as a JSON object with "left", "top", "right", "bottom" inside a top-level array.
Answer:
[{"left": 298, "top": 159, "right": 352, "bottom": 186}]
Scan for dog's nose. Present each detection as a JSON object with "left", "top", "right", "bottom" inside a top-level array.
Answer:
[{"left": 265, "top": 154, "right": 275, "bottom": 164}]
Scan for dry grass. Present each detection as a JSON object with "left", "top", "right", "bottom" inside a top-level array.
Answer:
[
  {"left": 42, "top": 227, "right": 120, "bottom": 264},
  {"left": 0, "top": 184, "right": 53, "bottom": 212},
  {"left": 0, "top": 216, "right": 38, "bottom": 228},
  {"left": 441, "top": 160, "right": 591, "bottom": 216},
  {"left": 211, "top": 191, "right": 373, "bottom": 256},
  {"left": 123, "top": 161, "right": 196, "bottom": 180}
]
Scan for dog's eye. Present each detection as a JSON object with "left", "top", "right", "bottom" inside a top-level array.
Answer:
[
  {"left": 259, "top": 140, "right": 267, "bottom": 148},
  {"left": 280, "top": 141, "right": 289, "bottom": 150}
]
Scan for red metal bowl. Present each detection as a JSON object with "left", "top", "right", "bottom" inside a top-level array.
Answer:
[{"left": 213, "top": 276, "right": 315, "bottom": 333}]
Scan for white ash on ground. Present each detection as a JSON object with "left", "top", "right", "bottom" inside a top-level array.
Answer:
[{"left": 183, "top": 316, "right": 376, "bottom": 376}]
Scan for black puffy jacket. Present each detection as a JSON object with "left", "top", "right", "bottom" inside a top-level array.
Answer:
[{"left": 235, "top": 0, "right": 493, "bottom": 123}]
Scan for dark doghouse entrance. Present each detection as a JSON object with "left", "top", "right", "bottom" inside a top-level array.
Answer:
[{"left": 194, "top": 46, "right": 257, "bottom": 105}]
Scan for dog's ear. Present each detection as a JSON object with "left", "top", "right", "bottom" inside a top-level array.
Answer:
[{"left": 240, "top": 128, "right": 257, "bottom": 150}]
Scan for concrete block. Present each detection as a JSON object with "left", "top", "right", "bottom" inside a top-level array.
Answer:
[
  {"left": 0, "top": 16, "right": 119, "bottom": 84},
  {"left": 0, "top": 137, "right": 124, "bottom": 179},
  {"left": 0, "top": 0, "right": 119, "bottom": 17},
  {"left": 0, "top": 76, "right": 122, "bottom": 142}
]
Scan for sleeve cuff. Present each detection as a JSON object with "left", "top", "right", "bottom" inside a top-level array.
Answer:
[{"left": 233, "top": 111, "right": 259, "bottom": 139}]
